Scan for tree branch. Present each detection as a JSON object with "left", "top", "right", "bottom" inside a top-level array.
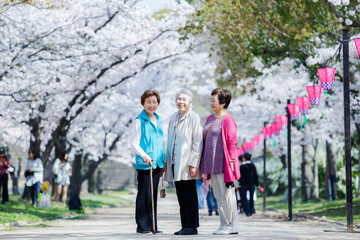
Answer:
[
  {"left": 94, "top": 11, "right": 119, "bottom": 33},
  {"left": 324, "top": 0, "right": 341, "bottom": 18}
]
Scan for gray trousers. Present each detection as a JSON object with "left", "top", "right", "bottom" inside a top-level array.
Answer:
[{"left": 211, "top": 174, "right": 238, "bottom": 232}]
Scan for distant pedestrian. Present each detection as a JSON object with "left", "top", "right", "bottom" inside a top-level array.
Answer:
[
  {"left": 196, "top": 178, "right": 205, "bottom": 209},
  {"left": 0, "top": 147, "right": 10, "bottom": 204},
  {"left": 206, "top": 184, "right": 219, "bottom": 216},
  {"left": 25, "top": 148, "right": 43, "bottom": 207},
  {"left": 164, "top": 89, "right": 202, "bottom": 235},
  {"left": 239, "top": 153, "right": 260, "bottom": 216},
  {"left": 52, "top": 151, "right": 72, "bottom": 204},
  {"left": 131, "top": 89, "right": 166, "bottom": 235},
  {"left": 200, "top": 88, "right": 240, "bottom": 235}
]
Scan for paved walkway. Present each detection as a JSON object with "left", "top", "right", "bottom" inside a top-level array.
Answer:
[{"left": 1, "top": 193, "right": 359, "bottom": 240}]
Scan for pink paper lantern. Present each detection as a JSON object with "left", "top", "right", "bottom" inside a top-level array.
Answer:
[
  {"left": 276, "top": 115, "right": 288, "bottom": 130},
  {"left": 355, "top": 38, "right": 360, "bottom": 60},
  {"left": 243, "top": 142, "right": 251, "bottom": 152},
  {"left": 296, "top": 97, "right": 310, "bottom": 115},
  {"left": 262, "top": 127, "right": 273, "bottom": 140},
  {"left": 287, "top": 104, "right": 300, "bottom": 121},
  {"left": 250, "top": 139, "right": 256, "bottom": 150},
  {"left": 262, "top": 127, "right": 269, "bottom": 140},
  {"left": 267, "top": 126, "right": 274, "bottom": 139},
  {"left": 271, "top": 122, "right": 280, "bottom": 136},
  {"left": 318, "top": 68, "right": 335, "bottom": 91},
  {"left": 237, "top": 147, "right": 244, "bottom": 157},
  {"left": 306, "top": 85, "right": 322, "bottom": 105},
  {"left": 254, "top": 134, "right": 263, "bottom": 144}
]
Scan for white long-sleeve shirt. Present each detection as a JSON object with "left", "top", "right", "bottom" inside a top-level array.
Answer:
[{"left": 130, "top": 118, "right": 157, "bottom": 159}]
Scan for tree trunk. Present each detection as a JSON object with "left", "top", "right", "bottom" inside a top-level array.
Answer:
[
  {"left": 325, "top": 139, "right": 337, "bottom": 200},
  {"left": 21, "top": 185, "right": 31, "bottom": 201},
  {"left": 87, "top": 161, "right": 96, "bottom": 194},
  {"left": 280, "top": 154, "right": 286, "bottom": 169},
  {"left": 10, "top": 172, "right": 19, "bottom": 195},
  {"left": 9, "top": 156, "right": 22, "bottom": 196},
  {"left": 312, "top": 139, "right": 319, "bottom": 199},
  {"left": 301, "top": 143, "right": 314, "bottom": 201},
  {"left": 28, "top": 104, "right": 45, "bottom": 154},
  {"left": 96, "top": 168, "right": 103, "bottom": 194},
  {"left": 69, "top": 150, "right": 84, "bottom": 197}
]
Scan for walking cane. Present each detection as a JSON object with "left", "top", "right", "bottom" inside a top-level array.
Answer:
[{"left": 150, "top": 165, "right": 156, "bottom": 234}]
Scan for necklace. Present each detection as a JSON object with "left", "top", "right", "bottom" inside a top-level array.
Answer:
[{"left": 214, "top": 111, "right": 226, "bottom": 119}]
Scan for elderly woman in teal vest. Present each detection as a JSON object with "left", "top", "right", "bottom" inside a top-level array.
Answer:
[{"left": 131, "top": 89, "right": 165, "bottom": 235}]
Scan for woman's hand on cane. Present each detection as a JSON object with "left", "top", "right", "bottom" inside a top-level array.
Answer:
[{"left": 143, "top": 155, "right": 152, "bottom": 167}]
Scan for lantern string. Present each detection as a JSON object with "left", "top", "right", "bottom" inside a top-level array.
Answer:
[
  {"left": 297, "top": 119, "right": 303, "bottom": 130},
  {"left": 324, "top": 90, "right": 337, "bottom": 100},
  {"left": 245, "top": 38, "right": 359, "bottom": 153},
  {"left": 303, "top": 114, "right": 308, "bottom": 125},
  {"left": 341, "top": 37, "right": 359, "bottom": 42},
  {"left": 326, "top": 43, "right": 342, "bottom": 67}
]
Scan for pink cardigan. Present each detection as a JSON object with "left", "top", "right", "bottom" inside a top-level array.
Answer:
[{"left": 205, "top": 114, "right": 241, "bottom": 183}]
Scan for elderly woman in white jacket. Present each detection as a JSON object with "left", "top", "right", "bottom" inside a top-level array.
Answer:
[{"left": 165, "top": 89, "right": 203, "bottom": 236}]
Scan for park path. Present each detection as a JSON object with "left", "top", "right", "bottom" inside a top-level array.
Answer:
[{"left": 0, "top": 193, "right": 359, "bottom": 240}]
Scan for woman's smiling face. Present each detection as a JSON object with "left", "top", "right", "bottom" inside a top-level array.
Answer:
[
  {"left": 210, "top": 94, "right": 225, "bottom": 113},
  {"left": 143, "top": 95, "right": 159, "bottom": 115},
  {"left": 176, "top": 93, "right": 191, "bottom": 114}
]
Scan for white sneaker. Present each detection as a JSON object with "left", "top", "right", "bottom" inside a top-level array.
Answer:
[{"left": 213, "top": 226, "right": 238, "bottom": 235}]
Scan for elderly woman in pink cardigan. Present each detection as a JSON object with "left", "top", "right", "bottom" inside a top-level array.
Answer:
[{"left": 200, "top": 88, "right": 240, "bottom": 235}]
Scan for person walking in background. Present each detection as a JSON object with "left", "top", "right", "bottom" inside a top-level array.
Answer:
[
  {"left": 25, "top": 148, "right": 43, "bottom": 207},
  {"left": 131, "top": 89, "right": 166, "bottom": 235},
  {"left": 239, "top": 153, "right": 260, "bottom": 216},
  {"left": 200, "top": 88, "right": 240, "bottom": 235},
  {"left": 196, "top": 179, "right": 205, "bottom": 210},
  {"left": 52, "top": 151, "right": 72, "bottom": 204},
  {"left": 164, "top": 89, "right": 202, "bottom": 236},
  {"left": 0, "top": 147, "right": 10, "bottom": 204},
  {"left": 206, "top": 184, "right": 219, "bottom": 216}
]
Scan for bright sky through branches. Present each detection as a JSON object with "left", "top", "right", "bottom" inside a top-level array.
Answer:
[{"left": 141, "top": 0, "right": 167, "bottom": 14}]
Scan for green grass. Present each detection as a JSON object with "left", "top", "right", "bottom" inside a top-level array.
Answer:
[
  {"left": 258, "top": 195, "right": 360, "bottom": 224},
  {"left": 0, "top": 190, "right": 133, "bottom": 230},
  {"left": 81, "top": 190, "right": 133, "bottom": 208},
  {"left": 0, "top": 195, "right": 75, "bottom": 226}
]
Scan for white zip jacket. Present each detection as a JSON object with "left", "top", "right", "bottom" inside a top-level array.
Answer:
[
  {"left": 165, "top": 110, "right": 203, "bottom": 182},
  {"left": 25, "top": 158, "right": 44, "bottom": 187}
]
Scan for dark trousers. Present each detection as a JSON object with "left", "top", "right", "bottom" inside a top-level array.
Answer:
[
  {"left": 0, "top": 174, "right": 9, "bottom": 204},
  {"left": 175, "top": 179, "right": 199, "bottom": 229},
  {"left": 136, "top": 168, "right": 160, "bottom": 232},
  {"left": 30, "top": 181, "right": 41, "bottom": 205},
  {"left": 240, "top": 185, "right": 255, "bottom": 214}
]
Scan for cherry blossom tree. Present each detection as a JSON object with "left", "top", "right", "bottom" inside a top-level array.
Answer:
[{"left": 0, "top": 0, "right": 216, "bottom": 194}]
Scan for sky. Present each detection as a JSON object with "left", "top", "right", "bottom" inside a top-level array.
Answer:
[{"left": 140, "top": 0, "right": 168, "bottom": 14}]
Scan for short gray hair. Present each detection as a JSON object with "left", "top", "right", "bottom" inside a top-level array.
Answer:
[{"left": 175, "top": 89, "right": 193, "bottom": 104}]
